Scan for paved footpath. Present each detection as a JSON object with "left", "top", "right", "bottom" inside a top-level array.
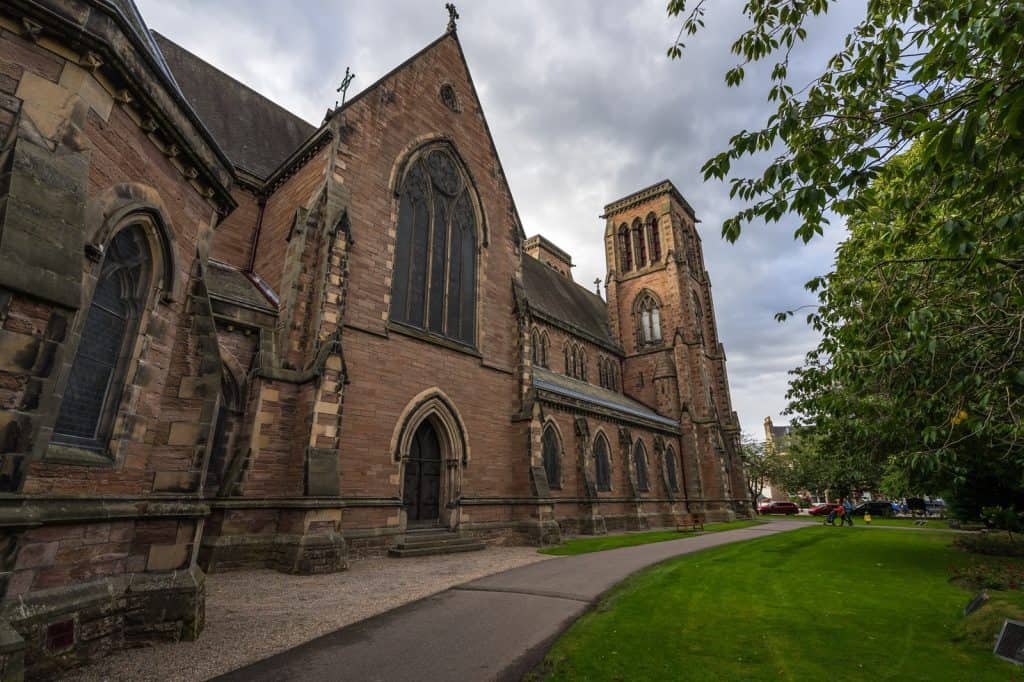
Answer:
[{"left": 215, "top": 521, "right": 802, "bottom": 682}]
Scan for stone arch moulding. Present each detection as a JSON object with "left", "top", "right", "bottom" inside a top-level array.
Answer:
[
  {"left": 387, "top": 134, "right": 490, "bottom": 246},
  {"left": 86, "top": 183, "right": 182, "bottom": 304},
  {"left": 390, "top": 387, "right": 470, "bottom": 467},
  {"left": 390, "top": 388, "right": 470, "bottom": 530}
]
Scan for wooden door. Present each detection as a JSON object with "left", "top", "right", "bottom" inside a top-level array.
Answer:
[{"left": 403, "top": 421, "right": 441, "bottom": 522}]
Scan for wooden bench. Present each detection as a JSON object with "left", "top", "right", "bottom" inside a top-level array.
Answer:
[{"left": 676, "top": 513, "right": 706, "bottom": 533}]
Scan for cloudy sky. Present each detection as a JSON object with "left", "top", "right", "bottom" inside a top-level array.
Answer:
[{"left": 136, "top": 0, "right": 866, "bottom": 440}]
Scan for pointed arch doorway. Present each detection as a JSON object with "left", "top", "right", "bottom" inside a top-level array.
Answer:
[{"left": 403, "top": 421, "right": 442, "bottom": 524}]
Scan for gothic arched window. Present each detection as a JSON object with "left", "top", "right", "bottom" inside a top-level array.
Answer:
[
  {"left": 618, "top": 223, "right": 632, "bottom": 272},
  {"left": 635, "top": 293, "right": 662, "bottom": 346},
  {"left": 531, "top": 328, "right": 542, "bottom": 365},
  {"left": 564, "top": 343, "right": 573, "bottom": 376},
  {"left": 541, "top": 424, "right": 561, "bottom": 489},
  {"left": 540, "top": 332, "right": 549, "bottom": 368},
  {"left": 594, "top": 433, "right": 612, "bottom": 492},
  {"left": 390, "top": 147, "right": 477, "bottom": 345},
  {"left": 632, "top": 218, "right": 647, "bottom": 268},
  {"left": 666, "top": 445, "right": 680, "bottom": 492},
  {"left": 598, "top": 357, "right": 607, "bottom": 389},
  {"left": 53, "top": 225, "right": 151, "bottom": 449},
  {"left": 633, "top": 440, "right": 650, "bottom": 492},
  {"left": 692, "top": 290, "right": 705, "bottom": 342},
  {"left": 577, "top": 347, "right": 587, "bottom": 382},
  {"left": 646, "top": 213, "right": 661, "bottom": 262}
]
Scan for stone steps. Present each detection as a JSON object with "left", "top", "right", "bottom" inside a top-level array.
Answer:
[{"left": 388, "top": 530, "right": 486, "bottom": 558}]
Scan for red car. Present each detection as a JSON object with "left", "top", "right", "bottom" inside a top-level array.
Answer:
[
  {"left": 758, "top": 501, "right": 800, "bottom": 515},
  {"left": 809, "top": 502, "right": 837, "bottom": 516}
]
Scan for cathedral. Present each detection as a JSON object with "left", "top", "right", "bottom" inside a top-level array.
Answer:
[{"left": 0, "top": 0, "right": 748, "bottom": 676}]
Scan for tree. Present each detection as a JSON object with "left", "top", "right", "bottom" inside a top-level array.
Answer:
[
  {"left": 782, "top": 149, "right": 1023, "bottom": 517},
  {"left": 667, "top": 1, "right": 1024, "bottom": 248},
  {"left": 739, "top": 434, "right": 771, "bottom": 503},
  {"left": 667, "top": 1, "right": 1024, "bottom": 517}
]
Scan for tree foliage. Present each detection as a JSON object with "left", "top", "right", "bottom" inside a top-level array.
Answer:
[
  {"left": 739, "top": 434, "right": 771, "bottom": 501},
  {"left": 667, "top": 0, "right": 1024, "bottom": 246},
  {"left": 769, "top": 427, "right": 882, "bottom": 499},
  {"left": 668, "top": 1, "right": 1024, "bottom": 517}
]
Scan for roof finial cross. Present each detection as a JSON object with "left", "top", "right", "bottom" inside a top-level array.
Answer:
[
  {"left": 445, "top": 3, "right": 459, "bottom": 32},
  {"left": 335, "top": 67, "right": 355, "bottom": 109},
  {"left": 594, "top": 278, "right": 602, "bottom": 295}
]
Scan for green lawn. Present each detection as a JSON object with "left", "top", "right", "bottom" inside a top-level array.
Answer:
[
  {"left": 536, "top": 527, "right": 1024, "bottom": 681},
  {"left": 538, "top": 520, "right": 763, "bottom": 556},
  {"left": 769, "top": 514, "right": 952, "bottom": 529}
]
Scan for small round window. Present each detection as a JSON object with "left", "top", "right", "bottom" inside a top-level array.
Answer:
[{"left": 440, "top": 84, "right": 459, "bottom": 112}]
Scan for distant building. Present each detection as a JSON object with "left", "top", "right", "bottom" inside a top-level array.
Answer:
[{"left": 761, "top": 417, "right": 792, "bottom": 501}]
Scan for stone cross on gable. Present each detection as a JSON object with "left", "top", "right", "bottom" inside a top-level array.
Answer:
[
  {"left": 335, "top": 67, "right": 355, "bottom": 109},
  {"left": 446, "top": 3, "right": 459, "bottom": 32},
  {"left": 594, "top": 278, "right": 602, "bottom": 295}
]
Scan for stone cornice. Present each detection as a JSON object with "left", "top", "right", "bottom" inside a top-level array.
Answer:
[{"left": 601, "top": 179, "right": 696, "bottom": 220}]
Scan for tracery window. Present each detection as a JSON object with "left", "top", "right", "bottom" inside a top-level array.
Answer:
[
  {"left": 618, "top": 223, "right": 632, "bottom": 272},
  {"left": 633, "top": 440, "right": 650, "bottom": 492},
  {"left": 53, "top": 226, "right": 151, "bottom": 450},
  {"left": 594, "top": 433, "right": 612, "bottom": 492},
  {"left": 636, "top": 293, "right": 662, "bottom": 346},
  {"left": 632, "top": 218, "right": 647, "bottom": 268},
  {"left": 390, "top": 147, "right": 477, "bottom": 345},
  {"left": 645, "top": 213, "right": 661, "bottom": 262},
  {"left": 666, "top": 445, "right": 680, "bottom": 492},
  {"left": 541, "top": 424, "right": 561, "bottom": 489}
]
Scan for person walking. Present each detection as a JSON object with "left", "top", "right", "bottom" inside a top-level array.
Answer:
[{"left": 843, "top": 498, "right": 854, "bottom": 527}]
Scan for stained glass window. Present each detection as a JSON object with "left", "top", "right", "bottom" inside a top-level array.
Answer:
[
  {"left": 390, "top": 148, "right": 477, "bottom": 346},
  {"left": 666, "top": 446, "right": 680, "bottom": 492},
  {"left": 542, "top": 425, "right": 561, "bottom": 489},
  {"left": 53, "top": 226, "right": 149, "bottom": 449},
  {"left": 594, "top": 433, "right": 611, "bottom": 492},
  {"left": 634, "top": 440, "right": 650, "bottom": 492}
]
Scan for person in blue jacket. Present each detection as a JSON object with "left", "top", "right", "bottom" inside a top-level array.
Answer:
[{"left": 843, "top": 498, "right": 854, "bottom": 526}]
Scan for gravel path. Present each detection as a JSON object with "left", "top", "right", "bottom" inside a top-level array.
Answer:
[{"left": 70, "top": 548, "right": 553, "bottom": 681}]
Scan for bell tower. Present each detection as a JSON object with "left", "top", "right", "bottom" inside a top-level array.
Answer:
[{"left": 602, "top": 180, "right": 747, "bottom": 519}]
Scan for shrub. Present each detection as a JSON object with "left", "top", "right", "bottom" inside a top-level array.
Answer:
[
  {"left": 954, "top": 533, "right": 1024, "bottom": 557},
  {"left": 950, "top": 562, "right": 1024, "bottom": 591}
]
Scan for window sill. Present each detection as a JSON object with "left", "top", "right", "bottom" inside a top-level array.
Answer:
[
  {"left": 387, "top": 321, "right": 482, "bottom": 359},
  {"left": 617, "top": 261, "right": 666, "bottom": 281},
  {"left": 45, "top": 443, "right": 115, "bottom": 468}
]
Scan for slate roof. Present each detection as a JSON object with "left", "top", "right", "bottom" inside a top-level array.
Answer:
[
  {"left": 533, "top": 368, "right": 678, "bottom": 430},
  {"left": 152, "top": 32, "right": 317, "bottom": 179},
  {"left": 521, "top": 255, "right": 616, "bottom": 349},
  {"left": 206, "top": 261, "right": 277, "bottom": 313}
]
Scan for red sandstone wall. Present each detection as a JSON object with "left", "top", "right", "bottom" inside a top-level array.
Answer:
[
  {"left": 329, "top": 35, "right": 527, "bottom": 511},
  {"left": 211, "top": 187, "right": 260, "bottom": 269}
]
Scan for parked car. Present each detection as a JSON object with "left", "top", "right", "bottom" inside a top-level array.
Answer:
[
  {"left": 852, "top": 501, "right": 895, "bottom": 517},
  {"left": 758, "top": 501, "right": 800, "bottom": 515},
  {"left": 809, "top": 502, "right": 837, "bottom": 516}
]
